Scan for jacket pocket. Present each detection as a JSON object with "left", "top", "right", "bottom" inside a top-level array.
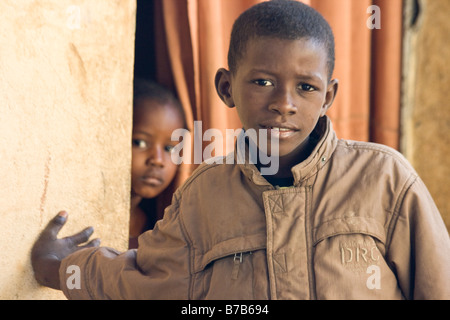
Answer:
[
  {"left": 190, "top": 233, "right": 268, "bottom": 300},
  {"left": 313, "top": 216, "right": 386, "bottom": 245},
  {"left": 312, "top": 217, "right": 404, "bottom": 299}
]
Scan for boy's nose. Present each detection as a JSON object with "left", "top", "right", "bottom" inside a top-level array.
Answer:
[
  {"left": 147, "top": 146, "right": 164, "bottom": 167},
  {"left": 268, "top": 89, "right": 297, "bottom": 116}
]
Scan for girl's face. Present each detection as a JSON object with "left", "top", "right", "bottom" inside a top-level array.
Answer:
[{"left": 131, "top": 99, "right": 184, "bottom": 199}]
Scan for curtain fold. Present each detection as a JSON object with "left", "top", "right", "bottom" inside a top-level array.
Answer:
[
  {"left": 369, "top": 0, "right": 403, "bottom": 150},
  {"left": 312, "top": 0, "right": 373, "bottom": 143}
]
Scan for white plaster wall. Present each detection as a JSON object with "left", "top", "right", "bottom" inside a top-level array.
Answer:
[{"left": 0, "top": 0, "right": 136, "bottom": 299}]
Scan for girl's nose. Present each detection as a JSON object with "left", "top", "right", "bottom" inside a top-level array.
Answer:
[{"left": 146, "top": 145, "right": 164, "bottom": 167}]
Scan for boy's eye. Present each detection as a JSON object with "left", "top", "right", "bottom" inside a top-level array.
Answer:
[
  {"left": 132, "top": 139, "right": 148, "bottom": 149},
  {"left": 253, "top": 79, "right": 273, "bottom": 87},
  {"left": 299, "top": 83, "right": 316, "bottom": 92}
]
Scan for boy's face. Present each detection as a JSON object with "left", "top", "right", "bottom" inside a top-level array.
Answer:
[
  {"left": 216, "top": 37, "right": 337, "bottom": 161},
  {"left": 131, "top": 100, "right": 183, "bottom": 199}
]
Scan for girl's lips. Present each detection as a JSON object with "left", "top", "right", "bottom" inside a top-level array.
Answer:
[{"left": 140, "top": 176, "right": 163, "bottom": 186}]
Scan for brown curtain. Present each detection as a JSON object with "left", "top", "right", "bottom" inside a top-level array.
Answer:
[
  {"left": 154, "top": 0, "right": 261, "bottom": 135},
  {"left": 313, "top": 0, "right": 403, "bottom": 148},
  {"left": 153, "top": 0, "right": 403, "bottom": 181}
]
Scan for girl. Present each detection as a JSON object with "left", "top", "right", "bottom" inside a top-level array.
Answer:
[{"left": 129, "top": 79, "right": 187, "bottom": 248}]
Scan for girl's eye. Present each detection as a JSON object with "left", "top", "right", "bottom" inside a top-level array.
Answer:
[
  {"left": 132, "top": 139, "right": 148, "bottom": 149},
  {"left": 165, "top": 145, "right": 176, "bottom": 153},
  {"left": 253, "top": 79, "right": 273, "bottom": 87},
  {"left": 299, "top": 83, "right": 316, "bottom": 92}
]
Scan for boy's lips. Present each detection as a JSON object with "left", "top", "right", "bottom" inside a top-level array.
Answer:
[{"left": 259, "top": 122, "right": 299, "bottom": 139}]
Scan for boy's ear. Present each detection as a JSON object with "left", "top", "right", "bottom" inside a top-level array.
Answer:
[
  {"left": 321, "top": 79, "right": 339, "bottom": 116},
  {"left": 215, "top": 68, "right": 235, "bottom": 108}
]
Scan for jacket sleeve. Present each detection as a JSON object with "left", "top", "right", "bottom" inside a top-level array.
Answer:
[
  {"left": 59, "top": 195, "right": 191, "bottom": 300},
  {"left": 387, "top": 176, "right": 450, "bottom": 299}
]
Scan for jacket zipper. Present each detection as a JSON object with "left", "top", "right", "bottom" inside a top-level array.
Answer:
[{"left": 231, "top": 252, "right": 252, "bottom": 280}]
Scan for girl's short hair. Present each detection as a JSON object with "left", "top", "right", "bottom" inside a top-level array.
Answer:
[{"left": 133, "top": 78, "right": 187, "bottom": 129}]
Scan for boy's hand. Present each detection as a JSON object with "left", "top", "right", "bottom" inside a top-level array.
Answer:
[{"left": 31, "top": 211, "right": 100, "bottom": 290}]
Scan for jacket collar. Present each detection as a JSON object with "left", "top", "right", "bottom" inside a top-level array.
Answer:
[{"left": 236, "top": 116, "right": 337, "bottom": 187}]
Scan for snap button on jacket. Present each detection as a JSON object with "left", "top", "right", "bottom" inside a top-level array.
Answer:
[{"left": 60, "top": 117, "right": 450, "bottom": 300}]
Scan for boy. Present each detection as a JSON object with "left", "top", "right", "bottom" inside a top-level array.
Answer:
[{"left": 32, "top": 0, "right": 450, "bottom": 299}]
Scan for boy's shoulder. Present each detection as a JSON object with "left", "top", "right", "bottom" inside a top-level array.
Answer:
[
  {"left": 337, "top": 138, "right": 401, "bottom": 156},
  {"left": 176, "top": 154, "right": 237, "bottom": 193},
  {"left": 335, "top": 138, "right": 418, "bottom": 177}
]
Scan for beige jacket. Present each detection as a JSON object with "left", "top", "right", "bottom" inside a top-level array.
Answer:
[{"left": 60, "top": 117, "right": 450, "bottom": 300}]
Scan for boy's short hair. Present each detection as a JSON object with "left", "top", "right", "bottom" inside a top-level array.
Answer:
[
  {"left": 228, "top": 0, "right": 335, "bottom": 80},
  {"left": 133, "top": 78, "right": 187, "bottom": 129}
]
